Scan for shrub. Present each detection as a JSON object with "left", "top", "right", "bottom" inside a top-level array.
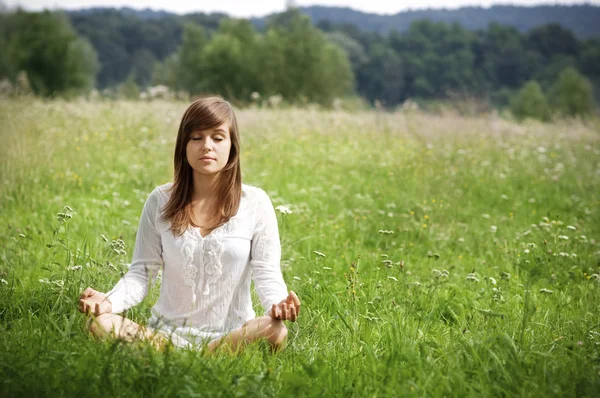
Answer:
[
  {"left": 548, "top": 67, "right": 595, "bottom": 117},
  {"left": 510, "top": 81, "right": 550, "bottom": 121}
]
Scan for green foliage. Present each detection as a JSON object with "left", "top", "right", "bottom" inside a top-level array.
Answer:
[
  {"left": 1, "top": 10, "right": 98, "bottom": 96},
  {"left": 118, "top": 74, "right": 140, "bottom": 100},
  {"left": 153, "top": 11, "right": 353, "bottom": 106},
  {"left": 549, "top": 67, "right": 595, "bottom": 117},
  {"left": 1, "top": 100, "right": 600, "bottom": 396},
  {"left": 510, "top": 81, "right": 551, "bottom": 121}
]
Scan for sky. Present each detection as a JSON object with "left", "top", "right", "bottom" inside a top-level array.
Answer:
[{"left": 3, "top": 0, "right": 598, "bottom": 18}]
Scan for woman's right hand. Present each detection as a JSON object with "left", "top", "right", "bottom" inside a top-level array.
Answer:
[{"left": 78, "top": 287, "right": 112, "bottom": 316}]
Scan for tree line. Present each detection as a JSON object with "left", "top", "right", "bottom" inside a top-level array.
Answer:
[{"left": 1, "top": 7, "right": 598, "bottom": 114}]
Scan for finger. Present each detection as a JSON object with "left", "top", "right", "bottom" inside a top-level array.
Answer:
[
  {"left": 289, "top": 306, "right": 297, "bottom": 322},
  {"left": 78, "top": 299, "right": 85, "bottom": 313},
  {"left": 289, "top": 291, "right": 301, "bottom": 314},
  {"left": 95, "top": 303, "right": 100, "bottom": 316},
  {"left": 272, "top": 304, "right": 281, "bottom": 319},
  {"left": 281, "top": 303, "right": 289, "bottom": 320},
  {"left": 80, "top": 287, "right": 95, "bottom": 300}
]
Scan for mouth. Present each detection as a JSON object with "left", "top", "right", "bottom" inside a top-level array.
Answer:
[{"left": 200, "top": 157, "right": 216, "bottom": 161}]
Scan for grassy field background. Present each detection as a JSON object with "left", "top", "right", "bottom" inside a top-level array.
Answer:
[{"left": 1, "top": 99, "right": 599, "bottom": 397}]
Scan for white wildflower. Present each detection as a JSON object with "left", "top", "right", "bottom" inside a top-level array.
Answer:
[
  {"left": 387, "top": 276, "right": 398, "bottom": 282},
  {"left": 293, "top": 276, "right": 301, "bottom": 281},
  {"left": 482, "top": 214, "right": 491, "bottom": 219},
  {"left": 559, "top": 252, "right": 569, "bottom": 257},
  {"left": 524, "top": 249, "right": 530, "bottom": 254},
  {"left": 558, "top": 235, "right": 569, "bottom": 240},
  {"left": 1, "top": 279, "right": 7, "bottom": 285},
  {"left": 378, "top": 230, "right": 394, "bottom": 235},
  {"left": 313, "top": 251, "right": 326, "bottom": 258},
  {"left": 275, "top": 205, "right": 292, "bottom": 215},
  {"left": 566, "top": 225, "right": 576, "bottom": 231},
  {"left": 489, "top": 277, "right": 497, "bottom": 285},
  {"left": 539, "top": 288, "right": 554, "bottom": 294},
  {"left": 68, "top": 265, "right": 82, "bottom": 271},
  {"left": 323, "top": 267, "right": 332, "bottom": 270},
  {"left": 466, "top": 273, "right": 480, "bottom": 282},
  {"left": 490, "top": 225, "right": 497, "bottom": 233}
]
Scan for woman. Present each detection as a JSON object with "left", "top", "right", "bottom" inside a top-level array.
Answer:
[{"left": 78, "top": 96, "right": 300, "bottom": 352}]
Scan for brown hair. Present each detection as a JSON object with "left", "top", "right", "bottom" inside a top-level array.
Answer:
[{"left": 161, "top": 96, "right": 242, "bottom": 235}]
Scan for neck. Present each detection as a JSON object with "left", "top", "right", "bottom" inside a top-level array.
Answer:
[{"left": 191, "top": 171, "right": 220, "bottom": 201}]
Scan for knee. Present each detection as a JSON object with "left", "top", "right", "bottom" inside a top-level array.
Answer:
[{"left": 87, "top": 314, "right": 112, "bottom": 337}]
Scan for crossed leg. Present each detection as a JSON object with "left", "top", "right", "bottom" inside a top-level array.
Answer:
[
  {"left": 86, "top": 314, "right": 287, "bottom": 353},
  {"left": 207, "top": 316, "right": 288, "bottom": 353}
]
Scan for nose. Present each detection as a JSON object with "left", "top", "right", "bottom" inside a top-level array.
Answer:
[{"left": 202, "top": 138, "right": 212, "bottom": 152}]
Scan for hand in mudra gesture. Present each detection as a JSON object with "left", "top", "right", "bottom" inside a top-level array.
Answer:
[
  {"left": 78, "top": 287, "right": 112, "bottom": 316},
  {"left": 270, "top": 291, "right": 301, "bottom": 322}
]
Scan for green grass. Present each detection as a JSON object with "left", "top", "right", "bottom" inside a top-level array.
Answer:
[{"left": 1, "top": 99, "right": 599, "bottom": 397}]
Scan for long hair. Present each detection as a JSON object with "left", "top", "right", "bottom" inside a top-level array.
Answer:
[{"left": 161, "top": 96, "right": 242, "bottom": 235}]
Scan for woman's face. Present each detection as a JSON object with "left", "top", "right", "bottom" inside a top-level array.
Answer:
[{"left": 186, "top": 122, "right": 232, "bottom": 176}]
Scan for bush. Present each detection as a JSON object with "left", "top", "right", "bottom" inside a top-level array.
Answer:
[
  {"left": 510, "top": 81, "right": 551, "bottom": 121},
  {"left": 549, "top": 67, "right": 595, "bottom": 117}
]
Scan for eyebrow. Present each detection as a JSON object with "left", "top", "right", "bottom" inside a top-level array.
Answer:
[{"left": 213, "top": 128, "right": 229, "bottom": 134}]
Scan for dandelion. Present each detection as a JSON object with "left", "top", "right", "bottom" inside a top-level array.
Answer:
[
  {"left": 558, "top": 235, "right": 569, "bottom": 240},
  {"left": 424, "top": 215, "right": 429, "bottom": 220},
  {"left": 275, "top": 205, "right": 292, "bottom": 215},
  {"left": 313, "top": 251, "right": 326, "bottom": 258},
  {"left": 422, "top": 224, "right": 427, "bottom": 229},
  {"left": 539, "top": 288, "right": 554, "bottom": 294},
  {"left": 567, "top": 225, "right": 576, "bottom": 231}
]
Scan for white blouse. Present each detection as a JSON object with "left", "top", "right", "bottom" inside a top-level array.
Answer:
[{"left": 106, "top": 183, "right": 289, "bottom": 349}]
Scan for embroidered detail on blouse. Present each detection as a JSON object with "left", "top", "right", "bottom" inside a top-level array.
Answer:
[{"left": 179, "top": 192, "right": 249, "bottom": 303}]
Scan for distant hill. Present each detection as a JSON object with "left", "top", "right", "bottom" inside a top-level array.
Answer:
[
  {"left": 67, "top": 4, "right": 600, "bottom": 38},
  {"left": 251, "top": 4, "right": 600, "bottom": 39}
]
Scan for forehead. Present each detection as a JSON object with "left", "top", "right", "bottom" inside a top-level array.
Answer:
[{"left": 192, "top": 121, "right": 230, "bottom": 135}]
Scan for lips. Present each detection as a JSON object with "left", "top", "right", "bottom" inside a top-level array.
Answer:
[{"left": 200, "top": 156, "right": 215, "bottom": 161}]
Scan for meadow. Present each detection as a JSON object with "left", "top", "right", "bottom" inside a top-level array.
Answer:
[{"left": 0, "top": 99, "right": 599, "bottom": 397}]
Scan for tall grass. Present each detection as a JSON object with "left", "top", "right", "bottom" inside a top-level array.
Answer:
[{"left": 1, "top": 99, "right": 599, "bottom": 397}]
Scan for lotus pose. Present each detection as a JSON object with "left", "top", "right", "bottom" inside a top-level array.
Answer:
[{"left": 79, "top": 97, "right": 300, "bottom": 352}]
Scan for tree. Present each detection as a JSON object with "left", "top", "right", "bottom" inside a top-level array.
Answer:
[
  {"left": 510, "top": 81, "right": 550, "bottom": 121},
  {"left": 549, "top": 67, "right": 595, "bottom": 117},
  {"left": 2, "top": 10, "right": 98, "bottom": 96}
]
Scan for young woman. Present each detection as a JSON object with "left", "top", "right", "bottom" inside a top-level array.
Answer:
[{"left": 78, "top": 96, "right": 300, "bottom": 352}]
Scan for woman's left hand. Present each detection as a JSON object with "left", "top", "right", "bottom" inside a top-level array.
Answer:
[{"left": 271, "top": 291, "right": 301, "bottom": 322}]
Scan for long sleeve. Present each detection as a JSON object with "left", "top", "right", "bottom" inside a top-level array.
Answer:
[
  {"left": 107, "top": 188, "right": 164, "bottom": 313},
  {"left": 250, "top": 189, "right": 289, "bottom": 315}
]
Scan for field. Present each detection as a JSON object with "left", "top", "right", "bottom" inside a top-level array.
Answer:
[{"left": 1, "top": 99, "right": 599, "bottom": 397}]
